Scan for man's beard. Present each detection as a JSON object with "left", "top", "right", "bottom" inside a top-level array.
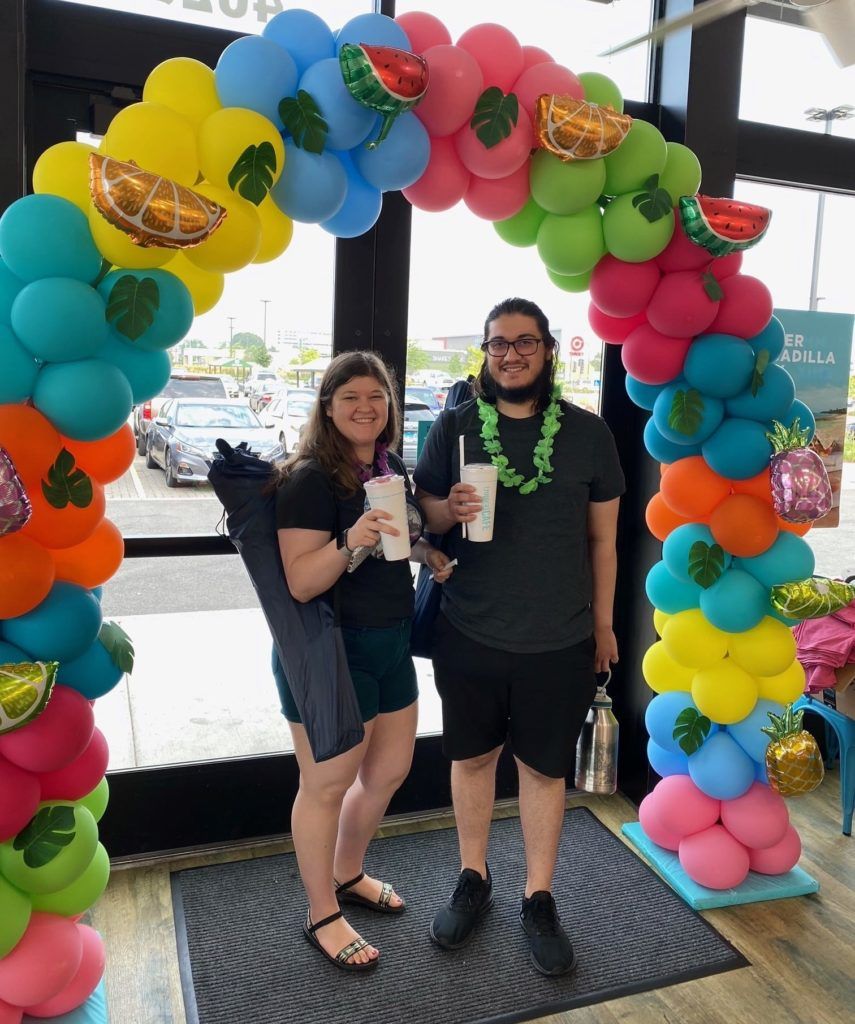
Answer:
[{"left": 486, "top": 359, "right": 552, "bottom": 405}]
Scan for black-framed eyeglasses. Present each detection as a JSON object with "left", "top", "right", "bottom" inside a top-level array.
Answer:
[{"left": 481, "top": 336, "right": 543, "bottom": 357}]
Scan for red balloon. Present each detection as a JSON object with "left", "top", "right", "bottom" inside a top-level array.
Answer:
[
  {"left": 679, "top": 824, "right": 751, "bottom": 889},
  {"left": 638, "top": 792, "right": 681, "bottom": 851},
  {"left": 19, "top": 923, "right": 105, "bottom": 1018},
  {"left": 457, "top": 23, "right": 524, "bottom": 92},
  {"left": 621, "top": 324, "right": 691, "bottom": 385},
  {"left": 0, "top": 686, "right": 94, "bottom": 774},
  {"left": 454, "top": 109, "right": 532, "bottom": 180},
  {"left": 402, "top": 136, "right": 470, "bottom": 212},
  {"left": 590, "top": 255, "right": 660, "bottom": 318},
  {"left": 513, "top": 62, "right": 583, "bottom": 144},
  {"left": 747, "top": 824, "right": 801, "bottom": 874},
  {"left": 0, "top": 912, "right": 82, "bottom": 1008},
  {"left": 656, "top": 212, "right": 712, "bottom": 273},
  {"left": 0, "top": 754, "right": 40, "bottom": 842},
  {"left": 646, "top": 270, "right": 720, "bottom": 338},
  {"left": 709, "top": 250, "right": 743, "bottom": 280},
  {"left": 0, "top": 999, "right": 23, "bottom": 1024},
  {"left": 720, "top": 782, "right": 789, "bottom": 850},
  {"left": 708, "top": 274, "right": 773, "bottom": 338},
  {"left": 587, "top": 305, "right": 647, "bottom": 345},
  {"left": 520, "top": 45, "right": 553, "bottom": 70},
  {"left": 36, "top": 728, "right": 108, "bottom": 802},
  {"left": 415, "top": 45, "right": 483, "bottom": 138},
  {"left": 394, "top": 11, "right": 451, "bottom": 53},
  {"left": 464, "top": 163, "right": 530, "bottom": 221}
]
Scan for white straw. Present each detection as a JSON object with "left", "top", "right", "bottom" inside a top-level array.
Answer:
[{"left": 458, "top": 434, "right": 467, "bottom": 540}]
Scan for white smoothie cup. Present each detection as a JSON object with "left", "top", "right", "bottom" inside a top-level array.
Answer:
[
  {"left": 460, "top": 463, "right": 498, "bottom": 542},
  {"left": 363, "top": 474, "right": 411, "bottom": 561}
]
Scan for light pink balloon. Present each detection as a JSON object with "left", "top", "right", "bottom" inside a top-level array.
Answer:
[
  {"left": 710, "top": 250, "right": 743, "bottom": 280},
  {"left": 402, "top": 136, "right": 470, "bottom": 212},
  {"left": 622, "top": 324, "right": 691, "bottom": 384},
  {"left": 748, "top": 824, "right": 801, "bottom": 875},
  {"left": 415, "top": 45, "right": 483, "bottom": 137},
  {"left": 512, "top": 63, "right": 584, "bottom": 144},
  {"left": 0, "top": 686, "right": 94, "bottom": 774},
  {"left": 0, "top": 1001, "right": 22, "bottom": 1024},
  {"left": 720, "top": 781, "right": 790, "bottom": 850},
  {"left": 37, "top": 727, "right": 108, "bottom": 802},
  {"left": 638, "top": 793, "right": 681, "bottom": 851},
  {"left": 394, "top": 11, "right": 451, "bottom": 53},
  {"left": 521, "top": 45, "right": 554, "bottom": 71},
  {"left": 649, "top": 774, "right": 721, "bottom": 838},
  {"left": 0, "top": 912, "right": 82, "bottom": 1008},
  {"left": 656, "top": 212, "right": 712, "bottom": 273},
  {"left": 708, "top": 275, "right": 773, "bottom": 338},
  {"left": 454, "top": 108, "right": 532, "bottom": 180},
  {"left": 646, "top": 270, "right": 720, "bottom": 338},
  {"left": 20, "top": 924, "right": 105, "bottom": 1018},
  {"left": 679, "top": 824, "right": 751, "bottom": 889},
  {"left": 590, "top": 255, "right": 661, "bottom": 318},
  {"left": 457, "top": 23, "right": 524, "bottom": 92},
  {"left": 0, "top": 754, "right": 40, "bottom": 842},
  {"left": 464, "top": 162, "right": 531, "bottom": 221},
  {"left": 588, "top": 306, "right": 647, "bottom": 345}
]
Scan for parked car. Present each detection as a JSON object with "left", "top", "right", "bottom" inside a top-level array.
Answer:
[
  {"left": 248, "top": 378, "right": 285, "bottom": 412},
  {"left": 145, "top": 398, "right": 284, "bottom": 487},
  {"left": 405, "top": 386, "right": 442, "bottom": 416},
  {"left": 262, "top": 389, "right": 317, "bottom": 454},
  {"left": 133, "top": 373, "right": 228, "bottom": 455},
  {"left": 244, "top": 370, "right": 278, "bottom": 397},
  {"left": 402, "top": 401, "right": 436, "bottom": 470},
  {"left": 218, "top": 374, "right": 240, "bottom": 397}
]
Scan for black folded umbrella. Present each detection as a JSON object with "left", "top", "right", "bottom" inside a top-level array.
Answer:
[{"left": 207, "top": 439, "right": 364, "bottom": 763}]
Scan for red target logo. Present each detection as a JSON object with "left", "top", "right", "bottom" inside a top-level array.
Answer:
[{"left": 569, "top": 336, "right": 584, "bottom": 355}]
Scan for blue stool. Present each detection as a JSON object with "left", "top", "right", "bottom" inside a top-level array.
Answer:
[{"left": 794, "top": 694, "right": 855, "bottom": 836}]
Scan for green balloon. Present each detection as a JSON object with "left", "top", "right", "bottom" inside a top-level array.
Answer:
[
  {"left": 76, "top": 777, "right": 109, "bottom": 823},
  {"left": 494, "top": 196, "right": 547, "bottom": 248},
  {"left": 0, "top": 874, "right": 31, "bottom": 958},
  {"left": 602, "top": 192, "right": 675, "bottom": 263},
  {"left": 0, "top": 803, "right": 98, "bottom": 895},
  {"left": 603, "top": 120, "right": 667, "bottom": 197},
  {"left": 31, "top": 842, "right": 110, "bottom": 916},
  {"left": 547, "top": 267, "right": 593, "bottom": 293},
  {"left": 578, "top": 71, "right": 624, "bottom": 113},
  {"left": 530, "top": 150, "right": 606, "bottom": 216},
  {"left": 537, "top": 205, "right": 605, "bottom": 277},
  {"left": 659, "top": 142, "right": 702, "bottom": 205}
]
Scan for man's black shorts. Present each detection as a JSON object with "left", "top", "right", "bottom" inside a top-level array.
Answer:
[{"left": 431, "top": 614, "right": 599, "bottom": 779}]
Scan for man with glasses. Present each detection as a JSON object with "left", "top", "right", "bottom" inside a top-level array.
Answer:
[{"left": 414, "top": 297, "right": 624, "bottom": 977}]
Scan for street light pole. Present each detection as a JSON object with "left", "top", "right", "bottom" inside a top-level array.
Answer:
[
  {"left": 260, "top": 299, "right": 271, "bottom": 348},
  {"left": 227, "top": 316, "right": 235, "bottom": 357}
]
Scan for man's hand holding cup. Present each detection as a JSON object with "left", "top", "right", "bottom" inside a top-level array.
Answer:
[{"left": 447, "top": 482, "right": 480, "bottom": 524}]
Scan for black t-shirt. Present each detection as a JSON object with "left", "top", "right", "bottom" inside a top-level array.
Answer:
[
  {"left": 275, "top": 459, "right": 415, "bottom": 628},
  {"left": 414, "top": 398, "right": 625, "bottom": 653}
]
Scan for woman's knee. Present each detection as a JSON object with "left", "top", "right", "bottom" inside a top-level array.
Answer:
[{"left": 298, "top": 770, "right": 356, "bottom": 807}]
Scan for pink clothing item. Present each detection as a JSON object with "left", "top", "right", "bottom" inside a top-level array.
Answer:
[{"left": 794, "top": 602, "right": 855, "bottom": 694}]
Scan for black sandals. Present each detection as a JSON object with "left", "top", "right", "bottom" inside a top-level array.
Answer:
[
  {"left": 302, "top": 909, "right": 378, "bottom": 972},
  {"left": 335, "top": 871, "right": 405, "bottom": 915}
]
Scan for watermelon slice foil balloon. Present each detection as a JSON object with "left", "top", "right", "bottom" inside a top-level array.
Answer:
[
  {"left": 0, "top": 662, "right": 57, "bottom": 735},
  {"left": 339, "top": 43, "right": 429, "bottom": 149},
  {"left": 679, "top": 194, "right": 771, "bottom": 257},
  {"left": 0, "top": 447, "right": 32, "bottom": 537}
]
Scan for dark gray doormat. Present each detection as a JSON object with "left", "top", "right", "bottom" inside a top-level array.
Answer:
[{"left": 171, "top": 807, "right": 748, "bottom": 1024}]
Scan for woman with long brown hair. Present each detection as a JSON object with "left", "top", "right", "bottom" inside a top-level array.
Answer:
[{"left": 274, "top": 350, "right": 453, "bottom": 971}]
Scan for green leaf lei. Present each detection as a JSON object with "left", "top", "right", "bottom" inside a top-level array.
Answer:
[{"left": 476, "top": 391, "right": 564, "bottom": 495}]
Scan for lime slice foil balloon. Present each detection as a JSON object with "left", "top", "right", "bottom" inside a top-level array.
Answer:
[
  {"left": 339, "top": 43, "right": 429, "bottom": 149},
  {"left": 771, "top": 577, "right": 855, "bottom": 620},
  {"left": 0, "top": 661, "right": 58, "bottom": 735}
]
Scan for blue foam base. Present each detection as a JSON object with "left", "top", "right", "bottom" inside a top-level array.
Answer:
[
  {"left": 622, "top": 823, "right": 820, "bottom": 910},
  {"left": 22, "top": 980, "right": 108, "bottom": 1024}
]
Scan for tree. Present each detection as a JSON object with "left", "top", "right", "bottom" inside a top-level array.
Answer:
[
  {"left": 464, "top": 345, "right": 484, "bottom": 379},
  {"left": 244, "top": 342, "right": 272, "bottom": 367},
  {"left": 231, "top": 332, "right": 263, "bottom": 351},
  {"left": 447, "top": 354, "right": 464, "bottom": 378},
  {"left": 406, "top": 340, "right": 430, "bottom": 375},
  {"left": 291, "top": 347, "right": 321, "bottom": 366}
]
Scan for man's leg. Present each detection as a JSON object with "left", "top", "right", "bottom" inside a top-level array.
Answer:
[
  {"left": 452, "top": 746, "right": 503, "bottom": 878},
  {"left": 515, "top": 756, "right": 566, "bottom": 896}
]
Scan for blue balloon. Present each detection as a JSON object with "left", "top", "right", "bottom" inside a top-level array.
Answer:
[
  {"left": 779, "top": 399, "right": 815, "bottom": 441},
  {"left": 91, "top": 587, "right": 103, "bottom": 602},
  {"left": 643, "top": 418, "right": 702, "bottom": 464},
  {"left": 0, "top": 258, "right": 24, "bottom": 325},
  {"left": 215, "top": 36, "right": 298, "bottom": 129},
  {"left": 271, "top": 142, "right": 347, "bottom": 223},
  {"left": 684, "top": 333, "right": 755, "bottom": 399},
  {"left": 645, "top": 560, "right": 700, "bottom": 614},
  {"left": 646, "top": 691, "right": 718, "bottom": 754},
  {"left": 699, "top": 567, "right": 768, "bottom": 632},
  {"left": 351, "top": 113, "right": 430, "bottom": 191},
  {"left": 298, "top": 59, "right": 375, "bottom": 151},
  {"left": 738, "top": 531, "right": 815, "bottom": 589},
  {"left": 0, "top": 324, "right": 39, "bottom": 403},
  {"left": 725, "top": 364, "right": 796, "bottom": 423},
  {"left": 33, "top": 359, "right": 133, "bottom": 441},
  {"left": 648, "top": 739, "right": 690, "bottom": 778},
  {"left": 335, "top": 13, "right": 411, "bottom": 54},
  {"left": 688, "top": 731, "right": 755, "bottom": 799},
  {"left": 0, "top": 640, "right": 30, "bottom": 662},
  {"left": 748, "top": 316, "right": 785, "bottom": 363},
  {"left": 727, "top": 698, "right": 784, "bottom": 763},
  {"left": 98, "top": 270, "right": 193, "bottom": 353},
  {"left": 0, "top": 195, "right": 101, "bottom": 284},
  {"left": 4, "top": 582, "right": 101, "bottom": 663},
  {"left": 320, "top": 153, "right": 382, "bottom": 239},
  {"left": 263, "top": 8, "right": 336, "bottom": 78},
  {"left": 98, "top": 335, "right": 171, "bottom": 405},
  {"left": 12, "top": 278, "right": 107, "bottom": 363},
  {"left": 625, "top": 375, "right": 664, "bottom": 411},
  {"left": 57, "top": 637, "right": 124, "bottom": 700},
  {"left": 701, "top": 417, "right": 773, "bottom": 479},
  {"left": 755, "top": 759, "right": 770, "bottom": 784},
  {"left": 663, "top": 523, "right": 732, "bottom": 583},
  {"left": 653, "top": 381, "right": 724, "bottom": 445}
]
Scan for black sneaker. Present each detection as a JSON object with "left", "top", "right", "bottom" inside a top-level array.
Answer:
[
  {"left": 429, "top": 866, "right": 493, "bottom": 950},
  {"left": 519, "top": 891, "right": 576, "bottom": 977}
]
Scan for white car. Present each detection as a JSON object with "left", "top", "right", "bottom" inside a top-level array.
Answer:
[{"left": 263, "top": 389, "right": 317, "bottom": 454}]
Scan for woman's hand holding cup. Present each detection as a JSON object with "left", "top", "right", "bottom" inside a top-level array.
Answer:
[
  {"left": 346, "top": 508, "right": 399, "bottom": 550},
  {"left": 447, "top": 482, "right": 480, "bottom": 524}
]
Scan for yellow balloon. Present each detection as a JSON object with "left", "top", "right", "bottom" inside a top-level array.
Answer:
[
  {"left": 642, "top": 641, "right": 694, "bottom": 694},
  {"left": 253, "top": 197, "right": 294, "bottom": 264},
  {"left": 33, "top": 141, "right": 96, "bottom": 213},
  {"left": 197, "top": 108, "right": 285, "bottom": 193},
  {"left": 652, "top": 609, "right": 670, "bottom": 637},
  {"left": 662, "top": 609, "right": 729, "bottom": 669},
  {"left": 143, "top": 58, "right": 222, "bottom": 128},
  {"left": 104, "top": 102, "right": 199, "bottom": 185},
  {"left": 185, "top": 184, "right": 261, "bottom": 273},
  {"left": 727, "top": 616, "right": 797, "bottom": 678},
  {"left": 168, "top": 253, "right": 224, "bottom": 316},
  {"left": 757, "top": 659, "right": 806, "bottom": 704},
  {"left": 88, "top": 204, "right": 174, "bottom": 270},
  {"left": 692, "top": 658, "right": 758, "bottom": 725}
]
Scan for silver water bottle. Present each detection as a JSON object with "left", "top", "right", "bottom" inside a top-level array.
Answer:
[{"left": 574, "top": 672, "right": 619, "bottom": 795}]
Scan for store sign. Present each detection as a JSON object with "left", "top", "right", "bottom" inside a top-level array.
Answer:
[{"left": 775, "top": 308, "right": 854, "bottom": 529}]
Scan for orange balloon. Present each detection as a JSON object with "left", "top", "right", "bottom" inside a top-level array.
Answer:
[
  {"left": 776, "top": 516, "right": 812, "bottom": 537},
  {"left": 0, "top": 533, "right": 55, "bottom": 618},
  {"left": 22, "top": 480, "right": 106, "bottom": 550},
  {"left": 646, "top": 492, "right": 693, "bottom": 542},
  {"left": 660, "top": 456, "right": 731, "bottom": 520},
  {"left": 62, "top": 424, "right": 136, "bottom": 484},
  {"left": 731, "top": 467, "right": 772, "bottom": 504},
  {"left": 710, "top": 494, "right": 778, "bottom": 557},
  {"left": 0, "top": 404, "right": 62, "bottom": 489},
  {"left": 51, "top": 518, "right": 124, "bottom": 588}
]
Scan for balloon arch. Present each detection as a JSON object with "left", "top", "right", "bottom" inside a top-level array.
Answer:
[{"left": 0, "top": 7, "right": 839, "bottom": 1017}]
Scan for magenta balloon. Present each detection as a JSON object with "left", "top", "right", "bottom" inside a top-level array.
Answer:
[
  {"left": 679, "top": 824, "right": 751, "bottom": 889},
  {"left": 720, "top": 781, "right": 790, "bottom": 850},
  {"left": 588, "top": 305, "right": 647, "bottom": 345},
  {"left": 651, "top": 774, "right": 721, "bottom": 838},
  {"left": 0, "top": 754, "right": 39, "bottom": 842},
  {"left": 454, "top": 109, "right": 532, "bottom": 180},
  {"left": 402, "top": 136, "right": 470, "bottom": 212},
  {"left": 590, "top": 254, "right": 661, "bottom": 318},
  {"left": 0, "top": 686, "right": 94, "bottom": 774},
  {"left": 747, "top": 824, "right": 801, "bottom": 875},
  {"left": 457, "top": 23, "right": 524, "bottom": 92},
  {"left": 0, "top": 912, "right": 82, "bottom": 1008},
  {"left": 513, "top": 63, "right": 583, "bottom": 143},
  {"left": 646, "top": 270, "right": 720, "bottom": 338},
  {"left": 415, "top": 45, "right": 483, "bottom": 137},
  {"left": 656, "top": 213, "right": 711, "bottom": 273},
  {"left": 36, "top": 727, "right": 108, "bottom": 802},
  {"left": 622, "top": 324, "right": 691, "bottom": 385},
  {"left": 708, "top": 275, "right": 773, "bottom": 338},
  {"left": 521, "top": 45, "right": 554, "bottom": 70},
  {"left": 394, "top": 11, "right": 451, "bottom": 53},
  {"left": 464, "top": 163, "right": 530, "bottom": 221},
  {"left": 638, "top": 792, "right": 681, "bottom": 851},
  {"left": 19, "top": 923, "right": 105, "bottom": 1018}
]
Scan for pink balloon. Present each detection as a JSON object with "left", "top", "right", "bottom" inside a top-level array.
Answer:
[
  {"left": 0, "top": 912, "right": 82, "bottom": 1008},
  {"left": 21, "top": 924, "right": 105, "bottom": 1018},
  {"left": 588, "top": 306, "right": 647, "bottom": 345},
  {"left": 622, "top": 324, "right": 691, "bottom": 384},
  {"left": 464, "top": 163, "right": 530, "bottom": 221},
  {"left": 590, "top": 255, "right": 661, "bottom": 318},
  {"left": 457, "top": 23, "right": 524, "bottom": 92},
  {"left": 748, "top": 824, "right": 801, "bottom": 875},
  {"left": 454, "top": 108, "right": 532, "bottom": 180},
  {"left": 521, "top": 45, "right": 554, "bottom": 70},
  {"left": 394, "top": 11, "right": 451, "bottom": 53},
  {"left": 0, "top": 687, "right": 94, "bottom": 774},
  {"left": 37, "top": 728, "right": 108, "bottom": 802},
  {"left": 513, "top": 63, "right": 584, "bottom": 144},
  {"left": 0, "top": 755, "right": 39, "bottom": 842},
  {"left": 720, "top": 781, "right": 790, "bottom": 850},
  {"left": 649, "top": 774, "right": 721, "bottom": 838},
  {"left": 708, "top": 275, "right": 773, "bottom": 338},
  {"left": 710, "top": 250, "right": 743, "bottom": 280},
  {"left": 0, "top": 1002, "right": 22, "bottom": 1024},
  {"left": 656, "top": 213, "right": 712, "bottom": 273},
  {"left": 679, "top": 824, "right": 751, "bottom": 889},
  {"left": 402, "top": 136, "right": 470, "bottom": 212},
  {"left": 415, "top": 45, "right": 483, "bottom": 137},
  {"left": 646, "top": 270, "right": 720, "bottom": 338},
  {"left": 638, "top": 793, "right": 681, "bottom": 851}
]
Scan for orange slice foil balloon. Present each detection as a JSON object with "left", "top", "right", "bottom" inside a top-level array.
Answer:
[
  {"left": 89, "top": 153, "right": 226, "bottom": 249},
  {"left": 535, "top": 95, "right": 633, "bottom": 162}
]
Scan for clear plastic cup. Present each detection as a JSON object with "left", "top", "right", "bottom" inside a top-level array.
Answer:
[
  {"left": 363, "top": 475, "right": 411, "bottom": 561},
  {"left": 460, "top": 463, "right": 498, "bottom": 542}
]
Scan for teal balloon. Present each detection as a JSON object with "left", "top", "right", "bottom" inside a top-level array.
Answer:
[
  {"left": 625, "top": 375, "right": 664, "bottom": 411},
  {"left": 98, "top": 269, "right": 193, "bottom": 353},
  {"left": 727, "top": 698, "right": 784, "bottom": 763},
  {"left": 12, "top": 278, "right": 107, "bottom": 363},
  {"left": 646, "top": 691, "right": 718, "bottom": 755},
  {"left": 537, "top": 206, "right": 605, "bottom": 276},
  {"left": 99, "top": 335, "right": 171, "bottom": 404},
  {"left": 748, "top": 316, "right": 785, "bottom": 363},
  {"left": 0, "top": 641, "right": 30, "bottom": 662},
  {"left": 738, "top": 532, "right": 815, "bottom": 589},
  {"left": 652, "top": 381, "right": 724, "bottom": 445},
  {"left": 272, "top": 142, "right": 347, "bottom": 224},
  {"left": 643, "top": 418, "right": 701, "bottom": 463},
  {"left": 683, "top": 333, "right": 755, "bottom": 399},
  {"left": 0, "top": 257, "right": 24, "bottom": 324},
  {"left": 0, "top": 323, "right": 39, "bottom": 403},
  {"left": 645, "top": 560, "right": 700, "bottom": 614},
  {"left": 663, "top": 523, "right": 732, "bottom": 584},
  {"left": 33, "top": 358, "right": 133, "bottom": 441},
  {"left": 701, "top": 417, "right": 773, "bottom": 479},
  {"left": 688, "top": 731, "right": 755, "bottom": 799},
  {"left": 648, "top": 739, "right": 689, "bottom": 778},
  {"left": 725, "top": 364, "right": 796, "bottom": 423},
  {"left": 780, "top": 399, "right": 815, "bottom": 440},
  {"left": 0, "top": 194, "right": 101, "bottom": 284},
  {"left": 4, "top": 582, "right": 102, "bottom": 663},
  {"left": 57, "top": 637, "right": 124, "bottom": 700},
  {"left": 263, "top": 8, "right": 336, "bottom": 78},
  {"left": 699, "top": 568, "right": 768, "bottom": 632},
  {"left": 768, "top": 605, "right": 800, "bottom": 627}
]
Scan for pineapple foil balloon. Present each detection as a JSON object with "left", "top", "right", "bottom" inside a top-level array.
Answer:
[
  {"left": 766, "top": 418, "right": 832, "bottom": 523},
  {"left": 762, "top": 705, "right": 825, "bottom": 797}
]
